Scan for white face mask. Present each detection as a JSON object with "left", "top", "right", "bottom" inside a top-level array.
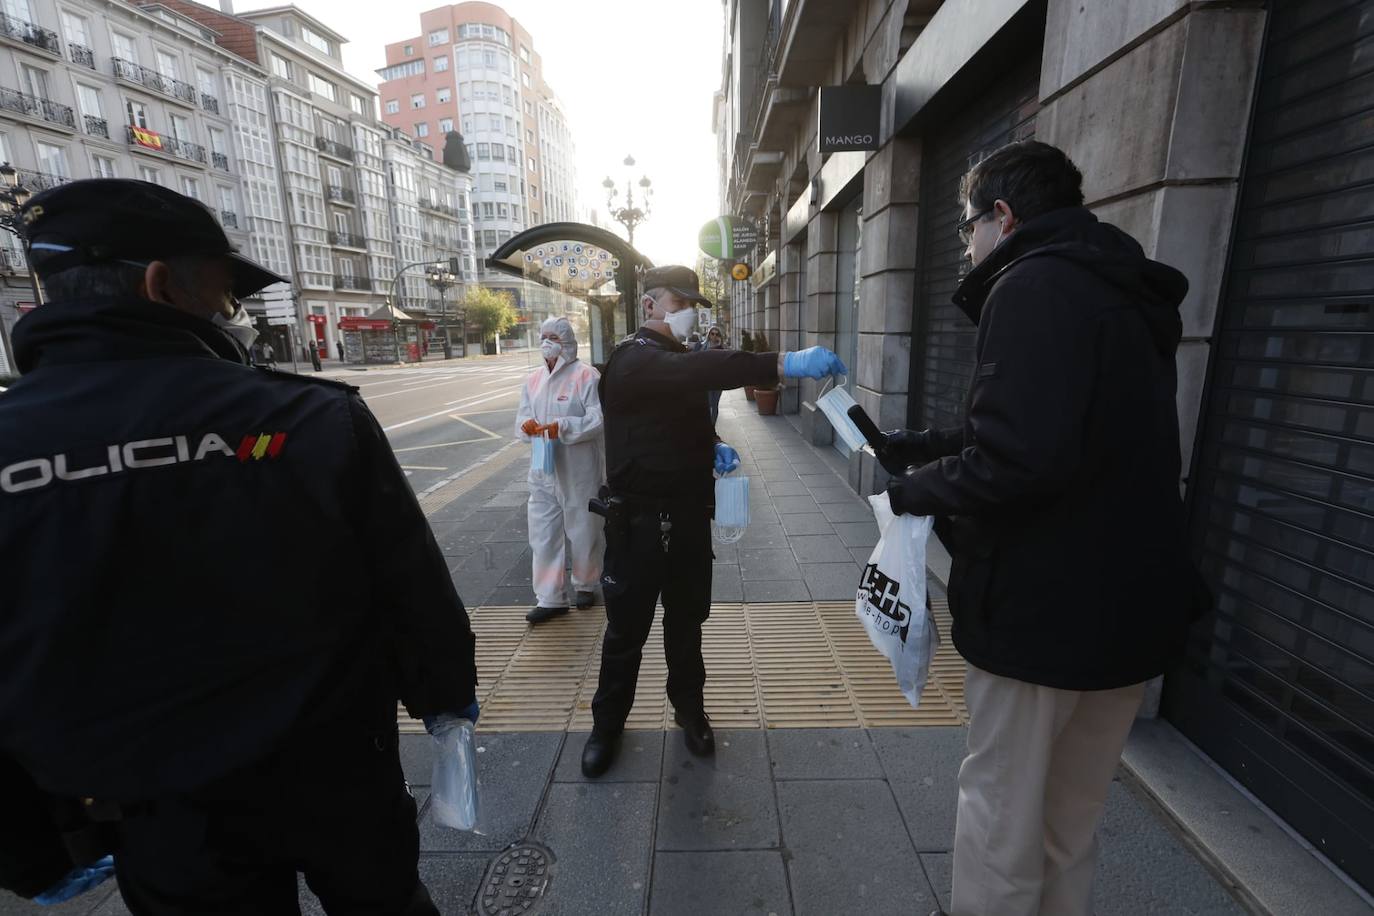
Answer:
[
  {"left": 662, "top": 307, "right": 697, "bottom": 341},
  {"left": 540, "top": 339, "right": 562, "bottom": 361},
  {"left": 212, "top": 304, "right": 258, "bottom": 350}
]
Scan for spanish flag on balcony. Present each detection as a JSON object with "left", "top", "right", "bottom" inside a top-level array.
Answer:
[{"left": 131, "top": 126, "right": 164, "bottom": 151}]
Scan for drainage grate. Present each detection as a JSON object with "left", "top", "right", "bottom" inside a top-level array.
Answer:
[{"left": 476, "top": 842, "right": 554, "bottom": 915}]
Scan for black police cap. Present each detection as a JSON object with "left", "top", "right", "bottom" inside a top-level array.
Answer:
[
  {"left": 19, "top": 178, "right": 288, "bottom": 298},
  {"left": 643, "top": 265, "right": 711, "bottom": 307}
]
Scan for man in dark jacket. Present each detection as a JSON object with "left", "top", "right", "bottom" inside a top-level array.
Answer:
[
  {"left": 581, "top": 265, "right": 845, "bottom": 777},
  {"left": 880, "top": 142, "right": 1197, "bottom": 916},
  {"left": 0, "top": 180, "right": 476, "bottom": 914}
]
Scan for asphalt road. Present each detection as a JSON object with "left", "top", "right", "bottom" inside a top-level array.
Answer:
[{"left": 319, "top": 352, "right": 542, "bottom": 494}]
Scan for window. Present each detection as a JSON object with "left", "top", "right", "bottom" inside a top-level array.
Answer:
[
  {"left": 403, "top": 44, "right": 413, "bottom": 56},
  {"left": 181, "top": 177, "right": 201, "bottom": 200},
  {"left": 526, "top": 128, "right": 533, "bottom": 144},
  {"left": 76, "top": 84, "right": 102, "bottom": 119},
  {"left": 490, "top": 144, "right": 503, "bottom": 161},
  {"left": 301, "top": 27, "right": 331, "bottom": 55},
  {"left": 410, "top": 93, "right": 425, "bottom": 109},
  {"left": 501, "top": 85, "right": 512, "bottom": 105},
  {"left": 529, "top": 184, "right": 537, "bottom": 199},
  {"left": 138, "top": 165, "right": 160, "bottom": 185},
  {"left": 496, "top": 203, "right": 508, "bottom": 219},
  {"left": 91, "top": 155, "right": 116, "bottom": 178},
  {"left": 62, "top": 11, "right": 90, "bottom": 46},
  {"left": 35, "top": 141, "right": 69, "bottom": 178},
  {"left": 170, "top": 114, "right": 191, "bottom": 140},
  {"left": 524, "top": 100, "right": 533, "bottom": 115},
  {"left": 308, "top": 73, "right": 337, "bottom": 102},
  {"left": 439, "top": 117, "right": 453, "bottom": 132},
  {"left": 494, "top": 178, "right": 506, "bottom": 192},
  {"left": 481, "top": 201, "right": 494, "bottom": 217},
  {"left": 378, "top": 60, "right": 424, "bottom": 81},
  {"left": 218, "top": 186, "right": 235, "bottom": 215},
  {"left": 505, "top": 116, "right": 516, "bottom": 135},
  {"left": 519, "top": 46, "right": 530, "bottom": 64},
  {"left": 434, "top": 55, "right": 449, "bottom": 72},
  {"left": 475, "top": 142, "right": 489, "bottom": 159},
  {"left": 196, "top": 67, "right": 216, "bottom": 96},
  {"left": 455, "top": 50, "right": 469, "bottom": 69},
  {"left": 385, "top": 99, "right": 399, "bottom": 114},
  {"left": 126, "top": 99, "right": 149, "bottom": 128},
  {"left": 428, "top": 29, "right": 448, "bottom": 45},
  {"left": 155, "top": 49, "right": 180, "bottom": 80},
  {"left": 528, "top": 157, "right": 535, "bottom": 172},
  {"left": 414, "top": 122, "right": 429, "bottom": 138},
  {"left": 20, "top": 64, "right": 48, "bottom": 100},
  {"left": 508, "top": 145, "right": 517, "bottom": 161},
  {"left": 208, "top": 127, "right": 226, "bottom": 155},
  {"left": 482, "top": 49, "right": 496, "bottom": 69},
  {"left": 461, "top": 115, "right": 472, "bottom": 133},
  {"left": 436, "top": 87, "right": 451, "bottom": 104},
  {"left": 521, "top": 72, "right": 530, "bottom": 89},
  {"left": 482, "top": 229, "right": 497, "bottom": 248},
  {"left": 350, "top": 94, "right": 366, "bottom": 115},
  {"left": 271, "top": 54, "right": 292, "bottom": 80},
  {"left": 111, "top": 31, "right": 137, "bottom": 64}
]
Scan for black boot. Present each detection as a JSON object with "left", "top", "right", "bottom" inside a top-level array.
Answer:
[
  {"left": 526, "top": 605, "right": 568, "bottom": 624},
  {"left": 581, "top": 729, "right": 620, "bottom": 778},
  {"left": 674, "top": 710, "right": 715, "bottom": 757},
  {"left": 575, "top": 590, "right": 596, "bottom": 610}
]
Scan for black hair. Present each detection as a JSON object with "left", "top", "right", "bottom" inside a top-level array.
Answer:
[
  {"left": 38, "top": 256, "right": 204, "bottom": 303},
  {"left": 959, "top": 140, "right": 1084, "bottom": 222}
]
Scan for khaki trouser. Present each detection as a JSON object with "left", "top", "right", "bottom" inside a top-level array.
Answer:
[{"left": 951, "top": 665, "right": 1146, "bottom": 916}]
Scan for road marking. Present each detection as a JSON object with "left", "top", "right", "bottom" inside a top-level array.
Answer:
[
  {"left": 393, "top": 438, "right": 496, "bottom": 452},
  {"left": 448, "top": 414, "right": 502, "bottom": 439},
  {"left": 399, "top": 464, "right": 447, "bottom": 471},
  {"left": 382, "top": 386, "right": 521, "bottom": 431}
]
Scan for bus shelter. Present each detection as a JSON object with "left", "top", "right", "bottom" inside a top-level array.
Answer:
[{"left": 487, "top": 222, "right": 652, "bottom": 366}]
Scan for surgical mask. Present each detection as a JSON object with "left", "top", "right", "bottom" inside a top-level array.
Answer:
[
  {"left": 540, "top": 339, "right": 562, "bottom": 360},
  {"left": 662, "top": 308, "right": 697, "bottom": 341},
  {"left": 212, "top": 304, "right": 259, "bottom": 350}
]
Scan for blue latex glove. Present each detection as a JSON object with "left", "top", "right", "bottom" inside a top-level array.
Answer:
[
  {"left": 424, "top": 700, "right": 480, "bottom": 735},
  {"left": 714, "top": 442, "right": 740, "bottom": 476},
  {"left": 782, "top": 347, "right": 847, "bottom": 379},
  {"left": 33, "top": 856, "right": 115, "bottom": 905}
]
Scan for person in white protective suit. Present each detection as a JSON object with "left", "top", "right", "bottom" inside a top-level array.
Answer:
[{"left": 515, "top": 316, "right": 606, "bottom": 624}]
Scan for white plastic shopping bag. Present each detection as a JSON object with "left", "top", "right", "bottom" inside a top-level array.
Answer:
[
  {"left": 856, "top": 492, "right": 938, "bottom": 708},
  {"left": 713, "top": 473, "right": 750, "bottom": 544},
  {"left": 429, "top": 718, "right": 482, "bottom": 832},
  {"left": 529, "top": 431, "right": 555, "bottom": 476},
  {"left": 816, "top": 377, "right": 869, "bottom": 453}
]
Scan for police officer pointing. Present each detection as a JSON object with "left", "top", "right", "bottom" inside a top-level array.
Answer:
[
  {"left": 582, "top": 265, "right": 845, "bottom": 777},
  {"left": 0, "top": 180, "right": 476, "bottom": 913}
]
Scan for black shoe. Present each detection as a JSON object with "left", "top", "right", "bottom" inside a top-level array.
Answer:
[
  {"left": 674, "top": 710, "right": 715, "bottom": 757},
  {"left": 525, "top": 605, "right": 569, "bottom": 624},
  {"left": 575, "top": 590, "right": 595, "bottom": 610},
  {"left": 581, "top": 729, "right": 620, "bottom": 777}
]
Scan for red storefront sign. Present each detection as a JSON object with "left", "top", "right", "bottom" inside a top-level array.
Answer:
[
  {"left": 305, "top": 314, "right": 327, "bottom": 325},
  {"left": 338, "top": 317, "right": 392, "bottom": 331}
]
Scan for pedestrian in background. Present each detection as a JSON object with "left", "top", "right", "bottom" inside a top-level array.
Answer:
[
  {"left": 878, "top": 141, "right": 1200, "bottom": 916},
  {"left": 703, "top": 324, "right": 728, "bottom": 424},
  {"left": 308, "top": 337, "right": 322, "bottom": 372},
  {"left": 516, "top": 316, "right": 605, "bottom": 624},
  {"left": 580, "top": 265, "right": 846, "bottom": 777},
  {"left": 0, "top": 180, "right": 476, "bottom": 915},
  {"left": 262, "top": 339, "right": 277, "bottom": 369},
  {"left": 335, "top": 339, "right": 344, "bottom": 361}
]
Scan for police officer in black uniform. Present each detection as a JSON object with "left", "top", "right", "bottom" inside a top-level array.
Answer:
[
  {"left": 582, "top": 265, "right": 845, "bottom": 777},
  {"left": 0, "top": 180, "right": 476, "bottom": 914}
]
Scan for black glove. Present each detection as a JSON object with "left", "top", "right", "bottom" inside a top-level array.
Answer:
[
  {"left": 885, "top": 472, "right": 920, "bottom": 517},
  {"left": 876, "top": 428, "right": 935, "bottom": 477}
]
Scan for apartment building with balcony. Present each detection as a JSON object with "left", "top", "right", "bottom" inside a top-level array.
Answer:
[
  {"left": 0, "top": 0, "right": 262, "bottom": 352},
  {"left": 376, "top": 2, "right": 577, "bottom": 310}
]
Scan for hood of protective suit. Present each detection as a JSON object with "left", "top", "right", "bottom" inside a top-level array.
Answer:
[{"left": 540, "top": 316, "right": 579, "bottom": 365}]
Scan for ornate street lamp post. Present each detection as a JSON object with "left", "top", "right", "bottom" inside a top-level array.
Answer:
[
  {"left": 425, "top": 261, "right": 459, "bottom": 359},
  {"left": 0, "top": 163, "right": 40, "bottom": 371},
  {"left": 602, "top": 154, "right": 652, "bottom": 247}
]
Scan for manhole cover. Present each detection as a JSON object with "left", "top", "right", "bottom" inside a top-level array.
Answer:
[{"left": 476, "top": 841, "right": 554, "bottom": 915}]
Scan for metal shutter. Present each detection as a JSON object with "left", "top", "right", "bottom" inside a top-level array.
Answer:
[{"left": 1165, "top": 0, "right": 1374, "bottom": 890}]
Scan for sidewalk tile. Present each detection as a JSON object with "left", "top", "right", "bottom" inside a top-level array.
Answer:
[
  {"left": 777, "top": 780, "right": 937, "bottom": 916},
  {"left": 871, "top": 727, "right": 966, "bottom": 851},
  {"left": 486, "top": 515, "right": 530, "bottom": 543},
  {"left": 789, "top": 534, "right": 849, "bottom": 564},
  {"left": 743, "top": 579, "right": 811, "bottom": 603},
  {"left": 533, "top": 783, "right": 656, "bottom": 915},
  {"left": 417, "top": 855, "right": 491, "bottom": 915},
  {"left": 459, "top": 508, "right": 519, "bottom": 532},
  {"left": 431, "top": 525, "right": 489, "bottom": 558},
  {"left": 819, "top": 502, "right": 876, "bottom": 524},
  {"left": 649, "top": 851, "right": 791, "bottom": 916},
  {"left": 755, "top": 460, "right": 793, "bottom": 476},
  {"left": 780, "top": 513, "right": 834, "bottom": 536},
  {"left": 486, "top": 585, "right": 535, "bottom": 607},
  {"left": 710, "top": 567, "right": 744, "bottom": 603},
  {"left": 766, "top": 729, "right": 884, "bottom": 780},
  {"left": 798, "top": 473, "right": 842, "bottom": 488},
  {"left": 749, "top": 506, "right": 781, "bottom": 527},
  {"left": 920, "top": 853, "right": 952, "bottom": 914},
  {"left": 735, "top": 524, "right": 790, "bottom": 549},
  {"left": 832, "top": 522, "right": 880, "bottom": 548},
  {"left": 554, "top": 731, "right": 664, "bottom": 783},
  {"left": 417, "top": 732, "right": 562, "bottom": 852},
  {"left": 657, "top": 731, "right": 779, "bottom": 851},
  {"left": 739, "top": 548, "right": 800, "bottom": 581},
  {"left": 763, "top": 480, "right": 809, "bottom": 496},
  {"left": 810, "top": 486, "right": 863, "bottom": 505},
  {"left": 770, "top": 495, "right": 822, "bottom": 515},
  {"left": 710, "top": 544, "right": 739, "bottom": 565},
  {"left": 801, "top": 562, "right": 861, "bottom": 601},
  {"left": 850, "top": 547, "right": 876, "bottom": 564}
]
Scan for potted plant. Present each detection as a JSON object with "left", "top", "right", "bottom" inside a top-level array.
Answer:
[
  {"left": 741, "top": 330, "right": 757, "bottom": 401},
  {"left": 751, "top": 332, "right": 782, "bottom": 415}
]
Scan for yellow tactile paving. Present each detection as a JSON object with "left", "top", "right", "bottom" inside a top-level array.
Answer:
[{"left": 398, "top": 597, "right": 968, "bottom": 733}]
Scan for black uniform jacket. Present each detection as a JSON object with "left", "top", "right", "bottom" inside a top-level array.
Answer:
[
  {"left": 601, "top": 328, "right": 778, "bottom": 506},
  {"left": 901, "top": 207, "right": 1199, "bottom": 691},
  {"left": 0, "top": 296, "right": 476, "bottom": 801}
]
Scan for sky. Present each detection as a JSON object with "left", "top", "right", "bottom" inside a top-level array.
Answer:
[{"left": 235, "top": 0, "right": 726, "bottom": 268}]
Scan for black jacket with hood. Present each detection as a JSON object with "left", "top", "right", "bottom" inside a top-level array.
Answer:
[
  {"left": 0, "top": 297, "right": 476, "bottom": 804},
  {"left": 898, "top": 206, "right": 1200, "bottom": 690}
]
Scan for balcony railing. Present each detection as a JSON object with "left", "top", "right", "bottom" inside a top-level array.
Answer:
[
  {"left": 112, "top": 58, "right": 197, "bottom": 105},
  {"left": 171, "top": 137, "right": 207, "bottom": 164},
  {"left": 326, "top": 185, "right": 356, "bottom": 205},
  {"left": 315, "top": 136, "right": 354, "bottom": 161},
  {"left": 0, "top": 87, "right": 75, "bottom": 130},
  {"left": 16, "top": 169, "right": 69, "bottom": 193},
  {"left": 0, "top": 11, "right": 61, "bottom": 56},
  {"left": 83, "top": 114, "right": 108, "bottom": 138},
  {"left": 200, "top": 92, "right": 219, "bottom": 114},
  {"left": 419, "top": 199, "right": 457, "bottom": 217},
  {"left": 220, "top": 210, "right": 238, "bottom": 229},
  {"left": 211, "top": 151, "right": 229, "bottom": 171},
  {"left": 125, "top": 125, "right": 207, "bottom": 165},
  {"left": 68, "top": 41, "right": 94, "bottom": 69},
  {"left": 333, "top": 275, "right": 372, "bottom": 291},
  {"left": 329, "top": 231, "right": 367, "bottom": 249}
]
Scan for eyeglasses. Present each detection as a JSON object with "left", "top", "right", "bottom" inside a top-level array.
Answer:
[{"left": 956, "top": 208, "right": 992, "bottom": 245}]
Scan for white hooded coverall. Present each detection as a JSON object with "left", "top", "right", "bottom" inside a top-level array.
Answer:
[{"left": 515, "top": 317, "right": 606, "bottom": 608}]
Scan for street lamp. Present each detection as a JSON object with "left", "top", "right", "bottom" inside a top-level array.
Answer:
[
  {"left": 0, "top": 162, "right": 42, "bottom": 308},
  {"left": 425, "top": 260, "right": 459, "bottom": 359},
  {"left": 603, "top": 154, "right": 652, "bottom": 247}
]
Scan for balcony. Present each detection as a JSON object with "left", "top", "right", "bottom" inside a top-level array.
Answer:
[
  {"left": 0, "top": 87, "right": 75, "bottom": 130},
  {"left": 211, "top": 151, "right": 229, "bottom": 171},
  {"left": 0, "top": 11, "right": 61, "bottom": 57},
  {"left": 220, "top": 210, "right": 239, "bottom": 229},
  {"left": 315, "top": 136, "right": 354, "bottom": 161},
  {"left": 419, "top": 199, "right": 457, "bottom": 217},
  {"left": 68, "top": 42, "right": 95, "bottom": 69},
  {"left": 83, "top": 114, "right": 108, "bottom": 138},
  {"left": 329, "top": 231, "right": 367, "bottom": 249},
  {"left": 125, "top": 125, "right": 207, "bottom": 165},
  {"left": 112, "top": 58, "right": 197, "bottom": 106},
  {"left": 326, "top": 185, "right": 356, "bottom": 205},
  {"left": 333, "top": 275, "right": 372, "bottom": 291},
  {"left": 200, "top": 92, "right": 219, "bottom": 115},
  {"left": 15, "top": 169, "right": 69, "bottom": 193}
]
